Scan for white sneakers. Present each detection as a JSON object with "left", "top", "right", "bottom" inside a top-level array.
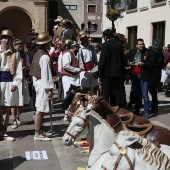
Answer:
[
  {"left": 16, "top": 119, "right": 22, "bottom": 125},
  {"left": 64, "top": 114, "right": 68, "bottom": 121},
  {"left": 3, "top": 133, "right": 15, "bottom": 141},
  {"left": 11, "top": 120, "right": 18, "bottom": 129},
  {"left": 11, "top": 119, "right": 22, "bottom": 129},
  {"left": 34, "top": 132, "right": 51, "bottom": 141}
]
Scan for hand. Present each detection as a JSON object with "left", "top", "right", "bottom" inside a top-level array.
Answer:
[
  {"left": 77, "top": 68, "right": 81, "bottom": 72},
  {"left": 22, "top": 66, "right": 26, "bottom": 70},
  {"left": 138, "top": 62, "right": 144, "bottom": 66},
  {"left": 11, "top": 85, "right": 17, "bottom": 92},
  {"left": 48, "top": 91, "right": 53, "bottom": 99},
  {"left": 53, "top": 62, "right": 57, "bottom": 65},
  {"left": 128, "top": 62, "right": 134, "bottom": 66}
]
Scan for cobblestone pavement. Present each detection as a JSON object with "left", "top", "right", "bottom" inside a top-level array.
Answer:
[{"left": 0, "top": 84, "right": 169, "bottom": 170}]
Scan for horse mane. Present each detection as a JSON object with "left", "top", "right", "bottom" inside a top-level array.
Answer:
[
  {"left": 116, "top": 131, "right": 170, "bottom": 169},
  {"left": 137, "top": 136, "right": 170, "bottom": 169}
]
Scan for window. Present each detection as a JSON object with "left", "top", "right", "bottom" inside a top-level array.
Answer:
[
  {"left": 127, "top": 26, "right": 137, "bottom": 49},
  {"left": 88, "top": 5, "right": 96, "bottom": 13},
  {"left": 63, "top": 5, "right": 77, "bottom": 10},
  {"left": 88, "top": 24, "right": 97, "bottom": 31},
  {"left": 127, "top": 0, "right": 137, "bottom": 10},
  {"left": 152, "top": 21, "right": 165, "bottom": 47}
]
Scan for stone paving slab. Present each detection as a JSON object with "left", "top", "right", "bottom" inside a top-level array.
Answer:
[
  {"left": 52, "top": 137, "right": 88, "bottom": 170},
  {"left": 12, "top": 139, "right": 62, "bottom": 170},
  {"left": 0, "top": 86, "right": 170, "bottom": 170}
]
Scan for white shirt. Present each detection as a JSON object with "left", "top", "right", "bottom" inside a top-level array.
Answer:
[
  {"left": 0, "top": 46, "right": 23, "bottom": 86},
  {"left": 33, "top": 54, "right": 54, "bottom": 90},
  {"left": 62, "top": 51, "right": 80, "bottom": 73},
  {"left": 79, "top": 44, "right": 97, "bottom": 64},
  {"left": 58, "top": 52, "right": 62, "bottom": 73}
]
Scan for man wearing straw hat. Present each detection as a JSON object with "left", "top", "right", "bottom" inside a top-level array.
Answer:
[
  {"left": 77, "top": 30, "right": 98, "bottom": 94},
  {"left": 54, "top": 16, "right": 63, "bottom": 38},
  {"left": 0, "top": 29, "right": 22, "bottom": 141},
  {"left": 29, "top": 32, "right": 54, "bottom": 141}
]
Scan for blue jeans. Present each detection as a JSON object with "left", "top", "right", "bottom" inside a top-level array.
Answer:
[{"left": 131, "top": 74, "right": 150, "bottom": 116}]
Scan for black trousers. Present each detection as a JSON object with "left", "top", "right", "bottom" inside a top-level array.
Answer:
[
  {"left": 102, "top": 77, "right": 126, "bottom": 107},
  {"left": 149, "top": 83, "right": 158, "bottom": 111}
]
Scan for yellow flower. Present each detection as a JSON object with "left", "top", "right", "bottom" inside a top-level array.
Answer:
[{"left": 106, "top": 9, "right": 120, "bottom": 20}]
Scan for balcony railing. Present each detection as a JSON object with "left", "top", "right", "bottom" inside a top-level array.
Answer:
[
  {"left": 151, "top": 0, "right": 167, "bottom": 8},
  {"left": 154, "top": 0, "right": 166, "bottom": 3}
]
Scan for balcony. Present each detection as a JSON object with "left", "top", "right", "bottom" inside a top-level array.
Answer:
[
  {"left": 151, "top": 0, "right": 167, "bottom": 8},
  {"left": 126, "top": 0, "right": 138, "bottom": 14}
]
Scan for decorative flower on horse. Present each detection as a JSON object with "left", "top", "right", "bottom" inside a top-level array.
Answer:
[{"left": 106, "top": 8, "right": 121, "bottom": 21}]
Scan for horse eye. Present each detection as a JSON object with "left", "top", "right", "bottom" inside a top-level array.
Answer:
[{"left": 77, "top": 123, "right": 81, "bottom": 127}]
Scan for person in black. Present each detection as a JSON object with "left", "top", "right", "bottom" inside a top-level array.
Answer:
[
  {"left": 26, "top": 33, "right": 39, "bottom": 115},
  {"left": 128, "top": 39, "right": 154, "bottom": 119},
  {"left": 98, "top": 29, "right": 126, "bottom": 107},
  {"left": 149, "top": 39, "right": 164, "bottom": 115}
]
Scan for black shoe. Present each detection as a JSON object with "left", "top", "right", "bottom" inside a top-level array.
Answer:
[
  {"left": 127, "top": 102, "right": 133, "bottom": 107},
  {"left": 149, "top": 109, "right": 158, "bottom": 116}
]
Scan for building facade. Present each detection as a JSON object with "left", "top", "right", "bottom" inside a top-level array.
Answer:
[
  {"left": 0, "top": 0, "right": 48, "bottom": 42},
  {"left": 103, "top": 0, "right": 170, "bottom": 48},
  {"left": 58, "top": 0, "right": 103, "bottom": 42}
]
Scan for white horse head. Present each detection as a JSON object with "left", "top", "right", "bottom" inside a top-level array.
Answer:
[
  {"left": 62, "top": 106, "right": 90, "bottom": 146},
  {"left": 62, "top": 107, "right": 117, "bottom": 170},
  {"left": 101, "top": 131, "right": 170, "bottom": 170}
]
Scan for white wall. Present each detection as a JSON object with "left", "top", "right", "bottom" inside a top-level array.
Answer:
[
  {"left": 102, "top": 0, "right": 170, "bottom": 47},
  {"left": 58, "top": 0, "right": 84, "bottom": 29}
]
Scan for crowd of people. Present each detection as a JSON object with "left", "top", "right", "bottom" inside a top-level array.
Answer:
[{"left": 0, "top": 15, "right": 170, "bottom": 141}]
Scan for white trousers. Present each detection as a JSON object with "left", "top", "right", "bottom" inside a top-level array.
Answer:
[
  {"left": 79, "top": 71, "right": 98, "bottom": 88},
  {"left": 34, "top": 80, "right": 50, "bottom": 113},
  {"left": 0, "top": 82, "right": 19, "bottom": 106},
  {"left": 18, "top": 78, "right": 30, "bottom": 106},
  {"left": 62, "top": 75, "right": 79, "bottom": 98},
  {"left": 161, "top": 69, "right": 168, "bottom": 84}
]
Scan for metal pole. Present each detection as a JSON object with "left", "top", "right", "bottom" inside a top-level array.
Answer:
[
  {"left": 48, "top": 99, "right": 53, "bottom": 133},
  {"left": 111, "top": 0, "right": 116, "bottom": 33}
]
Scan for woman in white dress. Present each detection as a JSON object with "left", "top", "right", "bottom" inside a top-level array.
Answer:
[{"left": 11, "top": 39, "right": 30, "bottom": 129}]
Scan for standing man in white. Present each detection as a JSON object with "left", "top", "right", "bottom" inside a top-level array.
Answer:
[
  {"left": 0, "top": 29, "right": 22, "bottom": 141},
  {"left": 77, "top": 30, "right": 98, "bottom": 94},
  {"left": 61, "top": 39, "right": 80, "bottom": 98},
  {"left": 29, "top": 32, "right": 54, "bottom": 141}
]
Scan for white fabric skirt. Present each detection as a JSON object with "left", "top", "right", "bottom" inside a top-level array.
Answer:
[
  {"left": 18, "top": 78, "right": 30, "bottom": 106},
  {"left": 62, "top": 75, "right": 80, "bottom": 98},
  {"left": 0, "top": 82, "right": 19, "bottom": 106},
  {"left": 79, "top": 71, "right": 98, "bottom": 88},
  {"left": 34, "top": 79, "right": 50, "bottom": 113},
  {"left": 161, "top": 69, "right": 168, "bottom": 84}
]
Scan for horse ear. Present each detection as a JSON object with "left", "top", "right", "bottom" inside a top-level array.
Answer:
[
  {"left": 121, "top": 135, "right": 139, "bottom": 146},
  {"left": 125, "top": 136, "right": 138, "bottom": 146}
]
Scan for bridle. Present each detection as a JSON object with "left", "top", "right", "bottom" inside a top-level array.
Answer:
[
  {"left": 101, "top": 142, "right": 134, "bottom": 170},
  {"left": 65, "top": 115, "right": 89, "bottom": 140}
]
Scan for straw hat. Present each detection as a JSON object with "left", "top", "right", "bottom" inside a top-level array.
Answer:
[
  {"left": 35, "top": 32, "right": 52, "bottom": 45},
  {"left": 54, "top": 16, "right": 63, "bottom": 22},
  {"left": 64, "top": 39, "right": 73, "bottom": 46},
  {"left": 13, "top": 38, "right": 22, "bottom": 46},
  {"left": 78, "top": 30, "right": 87, "bottom": 39},
  {"left": 93, "top": 42, "right": 100, "bottom": 47},
  {"left": 1, "top": 29, "right": 12, "bottom": 37},
  {"left": 61, "top": 19, "right": 72, "bottom": 25}
]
